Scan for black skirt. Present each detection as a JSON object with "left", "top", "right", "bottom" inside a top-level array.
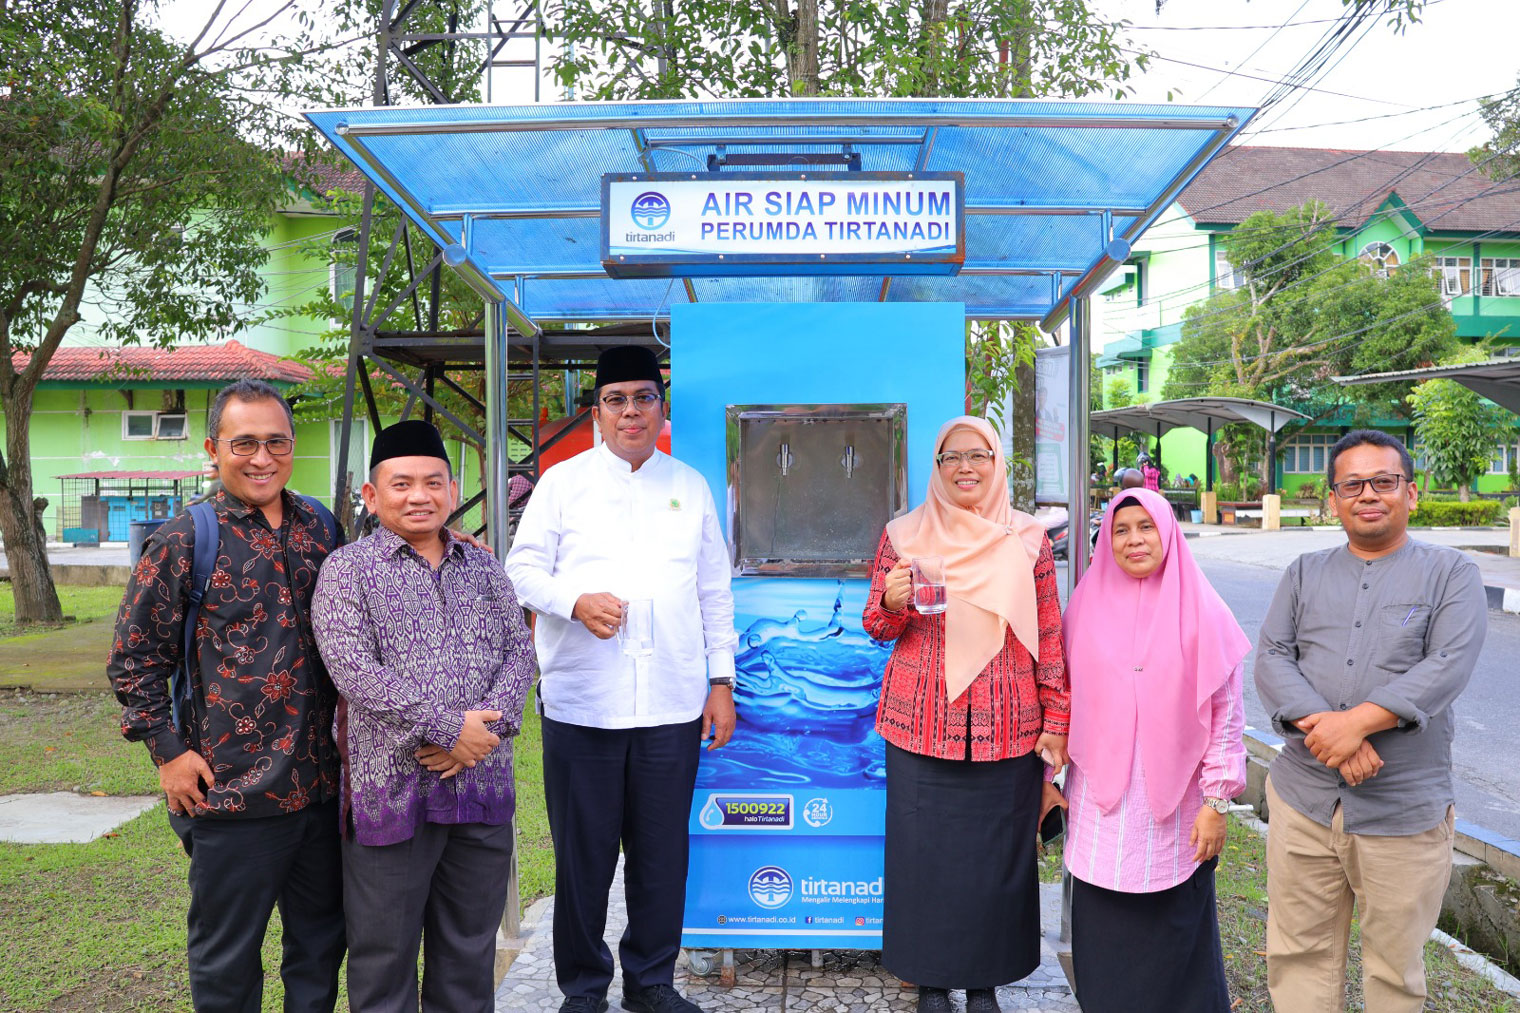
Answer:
[
  {"left": 881, "top": 744, "right": 1042, "bottom": 989},
  {"left": 1070, "top": 857, "right": 1230, "bottom": 1013}
]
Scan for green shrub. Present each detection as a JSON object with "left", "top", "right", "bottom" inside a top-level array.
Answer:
[
  {"left": 1409, "top": 499, "right": 1505, "bottom": 526},
  {"left": 1216, "top": 480, "right": 1242, "bottom": 502}
]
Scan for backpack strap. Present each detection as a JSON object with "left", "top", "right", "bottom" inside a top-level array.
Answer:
[
  {"left": 174, "top": 502, "right": 219, "bottom": 735},
  {"left": 298, "top": 494, "right": 343, "bottom": 549}
]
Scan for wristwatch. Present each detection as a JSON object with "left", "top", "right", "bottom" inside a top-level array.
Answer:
[
  {"left": 708, "top": 676, "right": 735, "bottom": 688},
  {"left": 1203, "top": 796, "right": 1230, "bottom": 815}
]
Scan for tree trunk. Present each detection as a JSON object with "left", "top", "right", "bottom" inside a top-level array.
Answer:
[
  {"left": 788, "top": 0, "right": 819, "bottom": 95},
  {"left": 917, "top": 0, "right": 950, "bottom": 96},
  {"left": 0, "top": 388, "right": 63, "bottom": 624},
  {"left": 1009, "top": 358, "right": 1036, "bottom": 513},
  {"left": 1459, "top": 483, "right": 1471, "bottom": 503}
]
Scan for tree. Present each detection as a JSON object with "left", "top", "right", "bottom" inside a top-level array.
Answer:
[
  {"left": 1471, "top": 74, "right": 1520, "bottom": 183},
  {"left": 1406, "top": 350, "right": 1515, "bottom": 502},
  {"left": 1162, "top": 201, "right": 1460, "bottom": 491},
  {"left": 0, "top": 1, "right": 347, "bottom": 624},
  {"left": 547, "top": 1, "right": 1150, "bottom": 101}
]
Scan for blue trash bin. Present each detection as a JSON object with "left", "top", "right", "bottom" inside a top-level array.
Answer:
[{"left": 128, "top": 518, "right": 169, "bottom": 566}]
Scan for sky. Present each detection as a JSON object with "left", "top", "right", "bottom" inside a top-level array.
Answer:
[
  {"left": 478, "top": 0, "right": 1520, "bottom": 156},
  {"left": 157, "top": 0, "right": 1520, "bottom": 156},
  {"left": 1087, "top": 0, "right": 1520, "bottom": 153}
]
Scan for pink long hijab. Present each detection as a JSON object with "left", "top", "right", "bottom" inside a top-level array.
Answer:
[
  {"left": 886, "top": 417, "right": 1047, "bottom": 704},
  {"left": 1064, "top": 488, "right": 1249, "bottom": 820}
]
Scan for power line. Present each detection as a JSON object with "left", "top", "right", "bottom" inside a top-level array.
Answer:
[
  {"left": 1195, "top": 0, "right": 1313, "bottom": 103},
  {"left": 1100, "top": 151, "right": 1520, "bottom": 330},
  {"left": 1124, "top": 0, "right": 1450, "bottom": 32},
  {"left": 1117, "top": 45, "right": 1407, "bottom": 107},
  {"left": 1249, "top": 95, "right": 1487, "bottom": 134},
  {"left": 1096, "top": 167, "right": 1520, "bottom": 368}
]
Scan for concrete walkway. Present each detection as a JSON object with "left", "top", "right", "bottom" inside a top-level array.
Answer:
[
  {"left": 0, "top": 543, "right": 133, "bottom": 585},
  {"left": 497, "top": 864, "right": 1076, "bottom": 1013}
]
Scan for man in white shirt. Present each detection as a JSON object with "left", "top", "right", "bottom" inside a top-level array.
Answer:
[{"left": 505, "top": 345, "right": 737, "bottom": 1013}]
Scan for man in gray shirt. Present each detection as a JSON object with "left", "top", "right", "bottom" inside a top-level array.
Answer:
[{"left": 1256, "top": 428, "right": 1486, "bottom": 1013}]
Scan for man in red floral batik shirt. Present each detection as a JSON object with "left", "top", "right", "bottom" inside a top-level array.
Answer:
[{"left": 108, "top": 379, "right": 346, "bottom": 1012}]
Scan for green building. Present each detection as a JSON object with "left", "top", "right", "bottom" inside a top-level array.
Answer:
[
  {"left": 1092, "top": 145, "right": 1520, "bottom": 496},
  {"left": 3, "top": 162, "right": 479, "bottom": 541}
]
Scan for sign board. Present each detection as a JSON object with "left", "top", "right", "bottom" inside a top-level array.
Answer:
[
  {"left": 1033, "top": 345, "right": 1071, "bottom": 504},
  {"left": 602, "top": 172, "right": 965, "bottom": 278}
]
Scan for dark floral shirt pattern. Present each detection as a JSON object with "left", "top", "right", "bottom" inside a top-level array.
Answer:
[
  {"left": 108, "top": 490, "right": 341, "bottom": 818},
  {"left": 312, "top": 525, "right": 537, "bottom": 847}
]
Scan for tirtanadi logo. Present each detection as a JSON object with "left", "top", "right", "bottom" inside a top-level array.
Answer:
[
  {"left": 631, "top": 191, "right": 671, "bottom": 230},
  {"left": 747, "top": 866, "right": 793, "bottom": 909}
]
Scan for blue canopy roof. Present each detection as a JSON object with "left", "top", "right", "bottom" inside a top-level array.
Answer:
[{"left": 305, "top": 98, "right": 1252, "bottom": 333}]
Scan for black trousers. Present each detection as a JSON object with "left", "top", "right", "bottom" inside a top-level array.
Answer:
[
  {"left": 541, "top": 715, "right": 702, "bottom": 1001},
  {"left": 341, "top": 820, "right": 515, "bottom": 1013},
  {"left": 170, "top": 800, "right": 345, "bottom": 1013}
]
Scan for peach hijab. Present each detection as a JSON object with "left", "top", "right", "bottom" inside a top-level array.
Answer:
[{"left": 885, "top": 416, "right": 1048, "bottom": 703}]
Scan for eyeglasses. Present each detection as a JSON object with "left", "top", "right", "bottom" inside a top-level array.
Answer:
[
  {"left": 936, "top": 450, "right": 995, "bottom": 468},
  {"left": 598, "top": 392, "right": 663, "bottom": 411},
  {"left": 214, "top": 437, "right": 294, "bottom": 457},
  {"left": 1331, "top": 473, "right": 1407, "bottom": 498}
]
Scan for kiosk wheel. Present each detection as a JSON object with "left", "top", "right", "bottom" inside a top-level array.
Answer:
[{"left": 686, "top": 949, "right": 717, "bottom": 977}]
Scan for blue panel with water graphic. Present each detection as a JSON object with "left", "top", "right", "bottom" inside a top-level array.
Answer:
[
  {"left": 695, "top": 578, "right": 889, "bottom": 794},
  {"left": 674, "top": 300, "right": 965, "bottom": 952}
]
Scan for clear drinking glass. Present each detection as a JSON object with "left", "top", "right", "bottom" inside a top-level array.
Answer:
[
  {"left": 619, "top": 598, "right": 655, "bottom": 658},
  {"left": 911, "top": 556, "right": 947, "bottom": 615}
]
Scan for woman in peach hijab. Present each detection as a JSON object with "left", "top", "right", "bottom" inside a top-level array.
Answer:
[{"left": 863, "top": 416, "right": 1070, "bottom": 1013}]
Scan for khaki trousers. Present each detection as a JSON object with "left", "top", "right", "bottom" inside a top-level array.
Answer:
[{"left": 1264, "top": 778, "right": 1453, "bottom": 1013}]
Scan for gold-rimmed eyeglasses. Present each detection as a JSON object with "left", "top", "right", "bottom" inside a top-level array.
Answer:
[{"left": 598, "top": 392, "right": 663, "bottom": 411}]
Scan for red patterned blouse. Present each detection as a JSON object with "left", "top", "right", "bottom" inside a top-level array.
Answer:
[{"left": 863, "top": 530, "right": 1070, "bottom": 761}]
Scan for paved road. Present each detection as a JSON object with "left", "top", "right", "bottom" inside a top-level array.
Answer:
[
  {"left": 1058, "top": 529, "right": 1520, "bottom": 839},
  {"left": 1198, "top": 553, "right": 1520, "bottom": 842}
]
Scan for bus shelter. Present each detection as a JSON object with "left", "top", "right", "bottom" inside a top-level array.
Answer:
[
  {"left": 1090, "top": 396, "right": 1309, "bottom": 492},
  {"left": 1336, "top": 356, "right": 1520, "bottom": 413},
  {"left": 308, "top": 96, "right": 1250, "bottom": 964}
]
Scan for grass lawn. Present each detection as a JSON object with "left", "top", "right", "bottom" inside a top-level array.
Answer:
[
  {"left": 0, "top": 690, "right": 554, "bottom": 1012},
  {"left": 0, "top": 584, "right": 125, "bottom": 642},
  {"left": 3, "top": 689, "right": 1512, "bottom": 1011},
  {"left": 1215, "top": 816, "right": 1518, "bottom": 1012},
  {"left": 1039, "top": 816, "right": 1514, "bottom": 1011}
]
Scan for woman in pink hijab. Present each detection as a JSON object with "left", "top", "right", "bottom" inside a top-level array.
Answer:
[
  {"left": 1062, "top": 488, "right": 1249, "bottom": 1012},
  {"left": 863, "top": 417, "right": 1070, "bottom": 1013}
]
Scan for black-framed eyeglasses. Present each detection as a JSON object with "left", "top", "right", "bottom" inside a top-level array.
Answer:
[
  {"left": 214, "top": 437, "right": 295, "bottom": 457},
  {"left": 936, "top": 450, "right": 995, "bottom": 468},
  {"left": 598, "top": 392, "right": 663, "bottom": 411},
  {"left": 1331, "top": 473, "right": 1406, "bottom": 498}
]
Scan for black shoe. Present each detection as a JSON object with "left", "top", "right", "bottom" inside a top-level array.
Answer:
[
  {"left": 965, "top": 987, "right": 1002, "bottom": 1013},
  {"left": 621, "top": 984, "right": 701, "bottom": 1013},
  {"left": 917, "top": 986, "right": 952, "bottom": 1013},
  {"left": 559, "top": 999, "right": 609, "bottom": 1013}
]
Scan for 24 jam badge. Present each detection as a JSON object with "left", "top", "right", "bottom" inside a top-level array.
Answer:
[
  {"left": 748, "top": 866, "right": 793, "bottom": 910},
  {"left": 631, "top": 191, "right": 671, "bottom": 230},
  {"left": 801, "top": 797, "right": 833, "bottom": 829}
]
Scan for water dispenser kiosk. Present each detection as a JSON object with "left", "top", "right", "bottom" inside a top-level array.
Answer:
[
  {"left": 671, "top": 302, "right": 965, "bottom": 965},
  {"left": 303, "top": 94, "right": 1253, "bottom": 982}
]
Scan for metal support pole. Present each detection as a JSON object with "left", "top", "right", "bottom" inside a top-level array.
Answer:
[
  {"left": 1267, "top": 410, "right": 1278, "bottom": 494},
  {"left": 484, "top": 299, "right": 519, "bottom": 941},
  {"left": 1206, "top": 419, "right": 1215, "bottom": 492},
  {"left": 1066, "top": 298, "right": 1092, "bottom": 591}
]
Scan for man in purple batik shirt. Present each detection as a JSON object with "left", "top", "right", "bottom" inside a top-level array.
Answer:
[{"left": 312, "top": 419, "right": 535, "bottom": 1013}]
